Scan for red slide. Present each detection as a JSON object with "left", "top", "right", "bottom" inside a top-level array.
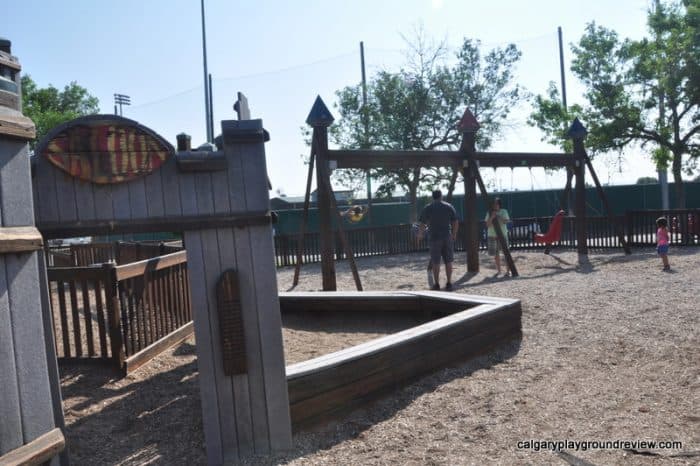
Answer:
[{"left": 534, "top": 210, "right": 566, "bottom": 245}]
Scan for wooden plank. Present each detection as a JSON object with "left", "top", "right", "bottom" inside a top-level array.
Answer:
[
  {"left": 0, "top": 427, "right": 65, "bottom": 466},
  {"left": 110, "top": 183, "right": 131, "bottom": 222},
  {"left": 115, "top": 251, "right": 187, "bottom": 281},
  {"left": 4, "top": 254, "right": 55, "bottom": 441},
  {"left": 93, "top": 280, "right": 108, "bottom": 358},
  {"left": 144, "top": 169, "right": 165, "bottom": 218},
  {"left": 123, "top": 321, "right": 194, "bottom": 374},
  {"left": 159, "top": 158, "right": 182, "bottom": 217},
  {"left": 33, "top": 155, "right": 60, "bottom": 224},
  {"left": 68, "top": 281, "right": 82, "bottom": 357},
  {"left": 72, "top": 179, "right": 96, "bottom": 222},
  {"left": 183, "top": 230, "right": 224, "bottom": 463},
  {"left": 56, "top": 281, "right": 70, "bottom": 358},
  {"left": 216, "top": 228, "right": 254, "bottom": 457},
  {"left": 0, "top": 227, "right": 43, "bottom": 253},
  {"left": 0, "top": 257, "right": 23, "bottom": 455},
  {"left": 38, "top": 211, "right": 271, "bottom": 240},
  {"left": 47, "top": 266, "right": 109, "bottom": 283},
  {"left": 0, "top": 140, "right": 33, "bottom": 226},
  {"left": 80, "top": 280, "right": 95, "bottom": 357},
  {"left": 54, "top": 171, "right": 78, "bottom": 223},
  {"left": 127, "top": 177, "right": 148, "bottom": 221},
  {"left": 290, "top": 323, "right": 519, "bottom": 429},
  {"left": 92, "top": 183, "right": 115, "bottom": 222}
]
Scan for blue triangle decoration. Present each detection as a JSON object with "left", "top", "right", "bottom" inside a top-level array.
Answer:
[
  {"left": 567, "top": 118, "right": 588, "bottom": 139},
  {"left": 306, "top": 96, "right": 335, "bottom": 127}
]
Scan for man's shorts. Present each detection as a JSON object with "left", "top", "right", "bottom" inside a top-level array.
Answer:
[
  {"left": 487, "top": 237, "right": 508, "bottom": 256},
  {"left": 429, "top": 237, "right": 454, "bottom": 264},
  {"left": 657, "top": 244, "right": 669, "bottom": 255}
]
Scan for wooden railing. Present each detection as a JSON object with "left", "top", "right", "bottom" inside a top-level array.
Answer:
[
  {"left": 273, "top": 210, "right": 699, "bottom": 267},
  {"left": 46, "top": 241, "right": 182, "bottom": 267},
  {"left": 47, "top": 250, "right": 193, "bottom": 373}
]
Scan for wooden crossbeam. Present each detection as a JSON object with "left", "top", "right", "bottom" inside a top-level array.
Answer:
[{"left": 328, "top": 149, "right": 573, "bottom": 169}]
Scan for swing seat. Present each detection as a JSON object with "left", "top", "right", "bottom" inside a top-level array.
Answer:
[{"left": 534, "top": 210, "right": 566, "bottom": 245}]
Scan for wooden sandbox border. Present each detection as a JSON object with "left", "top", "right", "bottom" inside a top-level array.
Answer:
[{"left": 280, "top": 291, "right": 521, "bottom": 430}]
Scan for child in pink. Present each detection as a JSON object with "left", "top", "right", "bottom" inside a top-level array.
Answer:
[{"left": 656, "top": 217, "right": 670, "bottom": 271}]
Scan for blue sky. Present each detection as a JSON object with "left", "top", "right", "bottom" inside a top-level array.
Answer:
[{"left": 5, "top": 0, "right": 677, "bottom": 197}]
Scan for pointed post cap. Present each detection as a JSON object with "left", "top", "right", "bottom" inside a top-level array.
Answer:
[
  {"left": 566, "top": 118, "right": 587, "bottom": 139},
  {"left": 306, "top": 96, "right": 335, "bottom": 127},
  {"left": 458, "top": 108, "right": 480, "bottom": 132}
]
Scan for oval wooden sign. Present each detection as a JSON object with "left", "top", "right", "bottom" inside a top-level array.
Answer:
[{"left": 38, "top": 115, "right": 174, "bottom": 184}]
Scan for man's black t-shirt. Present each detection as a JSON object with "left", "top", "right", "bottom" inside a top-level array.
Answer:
[{"left": 419, "top": 200, "right": 457, "bottom": 241}]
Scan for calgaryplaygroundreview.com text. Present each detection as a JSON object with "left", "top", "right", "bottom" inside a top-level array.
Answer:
[{"left": 516, "top": 439, "right": 683, "bottom": 452}]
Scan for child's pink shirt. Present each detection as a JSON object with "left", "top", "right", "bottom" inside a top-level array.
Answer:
[{"left": 657, "top": 227, "right": 669, "bottom": 246}]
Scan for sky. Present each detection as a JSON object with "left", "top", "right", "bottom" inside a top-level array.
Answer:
[{"left": 4, "top": 0, "right": 685, "bottom": 198}]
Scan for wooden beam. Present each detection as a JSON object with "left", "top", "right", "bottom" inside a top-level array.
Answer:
[
  {"left": 114, "top": 251, "right": 188, "bottom": 281},
  {"left": 0, "top": 226, "right": 43, "bottom": 253},
  {"left": 123, "top": 322, "right": 194, "bottom": 374},
  {"left": 328, "top": 149, "right": 572, "bottom": 169},
  {"left": 314, "top": 128, "right": 336, "bottom": 291},
  {"left": 0, "top": 428, "right": 65, "bottom": 466},
  {"left": 37, "top": 211, "right": 272, "bottom": 239},
  {"left": 292, "top": 145, "right": 316, "bottom": 286}
]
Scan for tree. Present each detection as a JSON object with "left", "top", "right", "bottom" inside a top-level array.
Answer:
[
  {"left": 331, "top": 33, "right": 525, "bottom": 221},
  {"left": 21, "top": 75, "right": 100, "bottom": 149},
  {"left": 529, "top": 0, "right": 700, "bottom": 207}
]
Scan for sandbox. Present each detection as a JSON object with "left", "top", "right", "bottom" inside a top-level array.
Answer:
[{"left": 280, "top": 291, "right": 521, "bottom": 430}]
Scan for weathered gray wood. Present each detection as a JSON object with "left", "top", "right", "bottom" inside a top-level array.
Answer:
[
  {"left": 230, "top": 226, "right": 271, "bottom": 453},
  {"left": 0, "top": 227, "right": 42, "bottom": 253},
  {"left": 0, "top": 427, "right": 65, "bottom": 466},
  {"left": 127, "top": 177, "right": 148, "bottom": 221},
  {"left": 178, "top": 172, "right": 198, "bottom": 216},
  {"left": 92, "top": 183, "right": 115, "bottom": 222},
  {"left": 182, "top": 230, "right": 223, "bottom": 463},
  {"left": 110, "top": 183, "right": 131, "bottom": 221},
  {"left": 0, "top": 140, "right": 33, "bottom": 225},
  {"left": 55, "top": 171, "right": 78, "bottom": 223},
  {"left": 72, "top": 179, "right": 96, "bottom": 222},
  {"left": 32, "top": 155, "right": 60, "bottom": 224},
  {"left": 194, "top": 173, "right": 214, "bottom": 216},
  {"left": 216, "top": 228, "right": 254, "bottom": 456},
  {"left": 0, "top": 258, "right": 22, "bottom": 455},
  {"left": 159, "top": 158, "right": 182, "bottom": 217},
  {"left": 144, "top": 170, "right": 165, "bottom": 218},
  {"left": 235, "top": 128, "right": 291, "bottom": 449},
  {"left": 4, "top": 254, "right": 55, "bottom": 442}
]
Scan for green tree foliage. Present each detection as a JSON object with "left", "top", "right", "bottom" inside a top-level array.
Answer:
[
  {"left": 330, "top": 33, "right": 525, "bottom": 220},
  {"left": 529, "top": 0, "right": 700, "bottom": 207},
  {"left": 21, "top": 75, "right": 100, "bottom": 148}
]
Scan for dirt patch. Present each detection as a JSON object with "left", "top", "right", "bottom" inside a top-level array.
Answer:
[{"left": 60, "top": 248, "right": 700, "bottom": 465}]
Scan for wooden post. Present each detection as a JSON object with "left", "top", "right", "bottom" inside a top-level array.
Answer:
[
  {"left": 459, "top": 109, "right": 480, "bottom": 273},
  {"left": 292, "top": 147, "right": 316, "bottom": 286},
  {"left": 306, "top": 97, "right": 336, "bottom": 291},
  {"left": 103, "top": 262, "right": 126, "bottom": 370},
  {"left": 568, "top": 119, "right": 588, "bottom": 256},
  {"left": 0, "top": 37, "right": 66, "bottom": 465}
]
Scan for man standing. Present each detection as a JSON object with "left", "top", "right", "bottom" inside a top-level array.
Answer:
[{"left": 417, "top": 189, "right": 459, "bottom": 291}]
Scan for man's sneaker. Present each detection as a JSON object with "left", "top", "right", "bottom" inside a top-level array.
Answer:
[
  {"left": 444, "top": 282, "right": 453, "bottom": 291},
  {"left": 431, "top": 283, "right": 440, "bottom": 291}
]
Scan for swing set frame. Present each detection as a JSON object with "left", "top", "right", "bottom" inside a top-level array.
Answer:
[{"left": 293, "top": 97, "right": 630, "bottom": 291}]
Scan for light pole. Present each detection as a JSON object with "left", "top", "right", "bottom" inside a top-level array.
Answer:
[{"left": 114, "top": 93, "right": 131, "bottom": 116}]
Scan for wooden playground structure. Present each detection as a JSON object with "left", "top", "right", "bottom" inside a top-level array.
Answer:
[{"left": 293, "top": 96, "right": 630, "bottom": 290}]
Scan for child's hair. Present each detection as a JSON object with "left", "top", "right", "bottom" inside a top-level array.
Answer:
[{"left": 656, "top": 217, "right": 668, "bottom": 228}]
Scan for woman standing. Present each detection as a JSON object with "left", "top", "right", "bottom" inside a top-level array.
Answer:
[{"left": 485, "top": 197, "right": 510, "bottom": 275}]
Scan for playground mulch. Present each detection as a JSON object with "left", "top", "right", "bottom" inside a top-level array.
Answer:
[{"left": 60, "top": 247, "right": 699, "bottom": 465}]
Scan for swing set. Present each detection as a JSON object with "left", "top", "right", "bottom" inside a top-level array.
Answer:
[{"left": 293, "top": 96, "right": 630, "bottom": 291}]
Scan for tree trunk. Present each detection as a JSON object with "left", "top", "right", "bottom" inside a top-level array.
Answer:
[{"left": 672, "top": 151, "right": 685, "bottom": 208}]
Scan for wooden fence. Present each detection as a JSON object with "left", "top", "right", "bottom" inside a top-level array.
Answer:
[
  {"left": 47, "top": 250, "right": 193, "bottom": 373},
  {"left": 273, "top": 210, "right": 700, "bottom": 267},
  {"left": 47, "top": 241, "right": 182, "bottom": 267}
]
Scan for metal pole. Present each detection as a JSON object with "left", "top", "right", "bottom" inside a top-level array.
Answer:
[
  {"left": 558, "top": 27, "right": 567, "bottom": 110},
  {"left": 201, "top": 0, "right": 211, "bottom": 142},
  {"left": 360, "top": 41, "right": 372, "bottom": 224},
  {"left": 209, "top": 73, "right": 215, "bottom": 139}
]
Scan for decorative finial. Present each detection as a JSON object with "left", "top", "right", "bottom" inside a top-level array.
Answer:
[
  {"left": 458, "top": 108, "right": 480, "bottom": 132},
  {"left": 306, "top": 96, "right": 334, "bottom": 127},
  {"left": 566, "top": 118, "right": 587, "bottom": 139}
]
